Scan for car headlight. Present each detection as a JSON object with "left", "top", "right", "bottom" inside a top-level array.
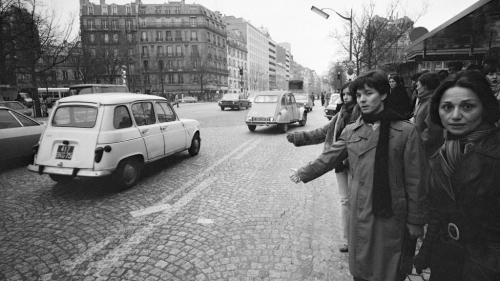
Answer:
[
  {"left": 269, "top": 117, "right": 274, "bottom": 122},
  {"left": 247, "top": 116, "right": 252, "bottom": 121}
]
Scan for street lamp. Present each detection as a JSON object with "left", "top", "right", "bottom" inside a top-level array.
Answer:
[{"left": 311, "top": 5, "right": 353, "bottom": 62}]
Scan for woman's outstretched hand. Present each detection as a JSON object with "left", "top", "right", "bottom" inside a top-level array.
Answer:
[{"left": 289, "top": 168, "right": 301, "bottom": 183}]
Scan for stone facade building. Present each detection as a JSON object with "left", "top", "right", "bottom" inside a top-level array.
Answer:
[{"left": 226, "top": 29, "right": 247, "bottom": 93}]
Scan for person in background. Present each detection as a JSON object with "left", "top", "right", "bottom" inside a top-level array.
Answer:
[
  {"left": 413, "top": 72, "right": 444, "bottom": 157},
  {"left": 286, "top": 82, "right": 360, "bottom": 253},
  {"left": 290, "top": 71, "right": 426, "bottom": 281},
  {"left": 40, "top": 96, "right": 48, "bottom": 117},
  {"left": 321, "top": 92, "right": 325, "bottom": 106},
  {"left": 414, "top": 70, "right": 500, "bottom": 281},
  {"left": 447, "top": 61, "right": 464, "bottom": 79},
  {"left": 482, "top": 57, "right": 500, "bottom": 104},
  {"left": 386, "top": 73, "right": 412, "bottom": 118},
  {"left": 438, "top": 69, "right": 450, "bottom": 82}
]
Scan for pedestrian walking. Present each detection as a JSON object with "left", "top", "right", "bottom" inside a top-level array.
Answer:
[
  {"left": 321, "top": 92, "right": 325, "bottom": 106},
  {"left": 40, "top": 96, "right": 48, "bottom": 117},
  {"left": 290, "top": 70, "right": 426, "bottom": 281},
  {"left": 413, "top": 72, "right": 444, "bottom": 157},
  {"left": 286, "top": 82, "right": 360, "bottom": 253},
  {"left": 386, "top": 73, "right": 412, "bottom": 118},
  {"left": 413, "top": 70, "right": 500, "bottom": 281}
]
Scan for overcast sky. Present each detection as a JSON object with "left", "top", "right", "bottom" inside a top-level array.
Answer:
[{"left": 41, "top": 0, "right": 478, "bottom": 75}]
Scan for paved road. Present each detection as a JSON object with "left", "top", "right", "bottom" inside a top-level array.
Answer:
[{"left": 0, "top": 103, "right": 428, "bottom": 281}]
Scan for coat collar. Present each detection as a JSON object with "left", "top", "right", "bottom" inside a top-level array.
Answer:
[{"left": 352, "top": 116, "right": 405, "bottom": 132}]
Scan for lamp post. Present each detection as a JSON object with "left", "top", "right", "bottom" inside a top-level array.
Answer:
[{"left": 311, "top": 5, "right": 353, "bottom": 62}]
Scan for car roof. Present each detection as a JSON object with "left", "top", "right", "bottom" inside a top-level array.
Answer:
[
  {"left": 254, "top": 90, "right": 288, "bottom": 96},
  {"left": 58, "top": 93, "right": 167, "bottom": 105}
]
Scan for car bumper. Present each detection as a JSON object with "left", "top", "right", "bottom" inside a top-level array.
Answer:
[
  {"left": 246, "top": 121, "right": 277, "bottom": 126},
  {"left": 27, "top": 164, "right": 113, "bottom": 177}
]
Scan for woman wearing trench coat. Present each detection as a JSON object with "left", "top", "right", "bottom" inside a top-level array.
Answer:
[{"left": 291, "top": 71, "right": 426, "bottom": 281}]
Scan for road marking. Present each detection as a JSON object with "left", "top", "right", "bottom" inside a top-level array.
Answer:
[
  {"left": 129, "top": 204, "right": 172, "bottom": 218},
  {"left": 196, "top": 217, "right": 214, "bottom": 224},
  {"left": 232, "top": 139, "right": 261, "bottom": 160},
  {"left": 60, "top": 138, "right": 255, "bottom": 276},
  {"left": 87, "top": 176, "right": 218, "bottom": 277}
]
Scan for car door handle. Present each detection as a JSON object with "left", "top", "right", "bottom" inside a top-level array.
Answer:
[{"left": 141, "top": 129, "right": 149, "bottom": 134}]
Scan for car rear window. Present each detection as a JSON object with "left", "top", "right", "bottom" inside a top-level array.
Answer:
[
  {"left": 254, "top": 95, "right": 279, "bottom": 103},
  {"left": 52, "top": 105, "right": 98, "bottom": 128},
  {"left": 222, "top": 94, "right": 239, "bottom": 100}
]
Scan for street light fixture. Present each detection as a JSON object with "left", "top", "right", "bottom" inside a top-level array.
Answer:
[{"left": 311, "top": 5, "right": 353, "bottom": 62}]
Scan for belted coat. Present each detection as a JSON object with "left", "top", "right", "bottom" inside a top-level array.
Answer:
[
  {"left": 297, "top": 117, "right": 426, "bottom": 281},
  {"left": 424, "top": 128, "right": 500, "bottom": 280}
]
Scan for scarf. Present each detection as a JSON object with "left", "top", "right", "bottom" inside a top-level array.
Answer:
[
  {"left": 362, "top": 108, "right": 406, "bottom": 218},
  {"left": 333, "top": 102, "right": 356, "bottom": 141},
  {"left": 440, "top": 124, "right": 496, "bottom": 178}
]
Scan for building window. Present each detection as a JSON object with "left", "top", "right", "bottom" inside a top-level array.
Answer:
[
  {"left": 128, "top": 48, "right": 134, "bottom": 56},
  {"left": 89, "top": 34, "right": 95, "bottom": 43},
  {"left": 143, "top": 60, "right": 149, "bottom": 70},
  {"left": 167, "top": 46, "right": 173, "bottom": 57},
  {"left": 62, "top": 70, "right": 68, "bottom": 80},
  {"left": 104, "top": 34, "right": 109, "bottom": 43},
  {"left": 113, "top": 49, "right": 118, "bottom": 57},
  {"left": 167, "top": 74, "right": 173, "bottom": 84},
  {"left": 157, "top": 46, "right": 163, "bottom": 56},
  {"left": 156, "top": 31, "right": 163, "bottom": 41},
  {"left": 112, "top": 4, "right": 117, "bottom": 15},
  {"left": 126, "top": 20, "right": 133, "bottom": 30},
  {"left": 179, "top": 73, "right": 183, "bottom": 84},
  {"left": 126, "top": 5, "right": 131, "bottom": 14},
  {"left": 90, "top": 48, "right": 96, "bottom": 57},
  {"left": 176, "top": 45, "right": 182, "bottom": 56},
  {"left": 87, "top": 19, "right": 94, "bottom": 30},
  {"left": 112, "top": 20, "right": 117, "bottom": 30},
  {"left": 190, "top": 31, "right": 197, "bottom": 41},
  {"left": 103, "top": 20, "right": 108, "bottom": 29},
  {"left": 127, "top": 33, "right": 133, "bottom": 43},
  {"left": 141, "top": 31, "right": 147, "bottom": 42},
  {"left": 88, "top": 5, "right": 94, "bottom": 15},
  {"left": 101, "top": 5, "right": 108, "bottom": 15},
  {"left": 142, "top": 46, "right": 148, "bottom": 57},
  {"left": 113, "top": 34, "right": 119, "bottom": 43},
  {"left": 158, "top": 60, "right": 164, "bottom": 71},
  {"left": 165, "top": 31, "right": 172, "bottom": 41},
  {"left": 175, "top": 30, "right": 182, "bottom": 41},
  {"left": 190, "top": 16, "right": 196, "bottom": 27},
  {"left": 191, "top": 45, "right": 199, "bottom": 57}
]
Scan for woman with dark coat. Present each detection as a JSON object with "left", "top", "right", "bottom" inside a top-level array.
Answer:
[
  {"left": 386, "top": 74, "right": 412, "bottom": 118},
  {"left": 414, "top": 71, "right": 500, "bottom": 280},
  {"left": 286, "top": 82, "right": 360, "bottom": 253},
  {"left": 290, "top": 71, "right": 426, "bottom": 281}
]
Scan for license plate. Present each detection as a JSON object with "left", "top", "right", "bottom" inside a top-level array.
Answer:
[{"left": 56, "top": 145, "right": 74, "bottom": 160}]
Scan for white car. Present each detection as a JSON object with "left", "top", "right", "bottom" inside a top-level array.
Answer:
[{"left": 28, "top": 93, "right": 201, "bottom": 189}]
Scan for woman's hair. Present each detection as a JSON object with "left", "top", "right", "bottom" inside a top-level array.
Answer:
[
  {"left": 418, "top": 72, "right": 441, "bottom": 91},
  {"left": 430, "top": 70, "right": 500, "bottom": 126},
  {"left": 340, "top": 82, "right": 356, "bottom": 103},
  {"left": 351, "top": 70, "right": 390, "bottom": 97}
]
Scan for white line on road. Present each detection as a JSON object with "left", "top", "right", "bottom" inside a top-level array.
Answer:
[
  {"left": 232, "top": 139, "right": 261, "bottom": 160},
  {"left": 87, "top": 176, "right": 218, "bottom": 277}
]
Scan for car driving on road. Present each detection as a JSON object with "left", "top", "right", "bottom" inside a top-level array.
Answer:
[
  {"left": 245, "top": 91, "right": 307, "bottom": 133},
  {"left": 218, "top": 93, "right": 250, "bottom": 110},
  {"left": 28, "top": 93, "right": 201, "bottom": 189}
]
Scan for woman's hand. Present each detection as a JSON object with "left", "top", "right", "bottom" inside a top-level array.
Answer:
[{"left": 289, "top": 168, "right": 301, "bottom": 183}]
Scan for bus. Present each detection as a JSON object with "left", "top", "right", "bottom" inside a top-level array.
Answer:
[
  {"left": 38, "top": 87, "right": 70, "bottom": 107},
  {"left": 68, "top": 84, "right": 129, "bottom": 96}
]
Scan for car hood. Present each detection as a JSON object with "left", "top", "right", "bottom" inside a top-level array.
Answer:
[{"left": 247, "top": 103, "right": 277, "bottom": 117}]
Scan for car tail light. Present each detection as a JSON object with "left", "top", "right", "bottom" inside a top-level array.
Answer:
[{"left": 94, "top": 147, "right": 104, "bottom": 163}]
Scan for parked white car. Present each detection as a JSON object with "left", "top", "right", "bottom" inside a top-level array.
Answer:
[{"left": 28, "top": 93, "right": 201, "bottom": 189}]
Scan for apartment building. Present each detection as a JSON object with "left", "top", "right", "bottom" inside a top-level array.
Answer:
[
  {"left": 80, "top": 0, "right": 228, "bottom": 99},
  {"left": 226, "top": 29, "right": 247, "bottom": 93}
]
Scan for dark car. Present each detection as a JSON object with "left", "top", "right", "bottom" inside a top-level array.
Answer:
[
  {"left": 218, "top": 93, "right": 250, "bottom": 110},
  {"left": 0, "top": 106, "right": 45, "bottom": 169}
]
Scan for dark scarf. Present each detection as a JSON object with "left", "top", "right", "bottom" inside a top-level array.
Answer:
[
  {"left": 440, "top": 124, "right": 496, "bottom": 178},
  {"left": 362, "top": 108, "right": 406, "bottom": 218}
]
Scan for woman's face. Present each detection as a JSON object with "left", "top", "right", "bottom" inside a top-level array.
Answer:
[
  {"left": 343, "top": 89, "right": 353, "bottom": 104},
  {"left": 356, "top": 85, "right": 386, "bottom": 114},
  {"left": 439, "top": 86, "right": 483, "bottom": 136},
  {"left": 389, "top": 78, "right": 397, "bottom": 89},
  {"left": 416, "top": 81, "right": 424, "bottom": 94},
  {"left": 486, "top": 71, "right": 498, "bottom": 85}
]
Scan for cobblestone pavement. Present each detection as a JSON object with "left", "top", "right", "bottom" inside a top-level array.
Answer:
[{"left": 1, "top": 103, "right": 429, "bottom": 281}]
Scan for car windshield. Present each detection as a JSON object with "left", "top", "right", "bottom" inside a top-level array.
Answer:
[
  {"left": 329, "top": 95, "right": 341, "bottom": 105},
  {"left": 254, "top": 95, "right": 279, "bottom": 103},
  {"left": 294, "top": 94, "right": 308, "bottom": 102},
  {"left": 52, "top": 105, "right": 98, "bottom": 128},
  {"left": 222, "top": 94, "right": 239, "bottom": 100},
  {"left": 1, "top": 102, "right": 24, "bottom": 110}
]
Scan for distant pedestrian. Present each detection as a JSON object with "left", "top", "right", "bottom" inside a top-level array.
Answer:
[
  {"left": 40, "top": 97, "right": 48, "bottom": 117},
  {"left": 414, "top": 70, "right": 500, "bottom": 281},
  {"left": 290, "top": 70, "right": 426, "bottom": 281},
  {"left": 321, "top": 92, "right": 325, "bottom": 106},
  {"left": 386, "top": 73, "right": 412, "bottom": 118},
  {"left": 286, "top": 82, "right": 360, "bottom": 253}
]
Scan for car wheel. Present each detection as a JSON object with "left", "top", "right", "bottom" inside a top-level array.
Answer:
[
  {"left": 188, "top": 133, "right": 201, "bottom": 156},
  {"left": 248, "top": 125, "right": 256, "bottom": 132},
  {"left": 299, "top": 113, "right": 307, "bottom": 126},
  {"left": 220, "top": 106, "right": 225, "bottom": 111},
  {"left": 279, "top": 123, "right": 288, "bottom": 133},
  {"left": 49, "top": 174, "right": 73, "bottom": 183},
  {"left": 112, "top": 157, "right": 143, "bottom": 190}
]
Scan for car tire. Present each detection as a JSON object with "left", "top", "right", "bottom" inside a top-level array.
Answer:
[
  {"left": 279, "top": 123, "right": 288, "bottom": 133},
  {"left": 112, "top": 157, "right": 143, "bottom": 190},
  {"left": 299, "top": 113, "right": 307, "bottom": 126},
  {"left": 220, "top": 106, "right": 225, "bottom": 111},
  {"left": 49, "top": 174, "right": 73, "bottom": 183},
  {"left": 188, "top": 133, "right": 201, "bottom": 156},
  {"left": 248, "top": 125, "right": 256, "bottom": 132}
]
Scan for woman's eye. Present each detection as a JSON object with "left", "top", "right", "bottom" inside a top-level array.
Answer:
[
  {"left": 441, "top": 104, "right": 453, "bottom": 111},
  {"left": 461, "top": 104, "right": 474, "bottom": 110}
]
